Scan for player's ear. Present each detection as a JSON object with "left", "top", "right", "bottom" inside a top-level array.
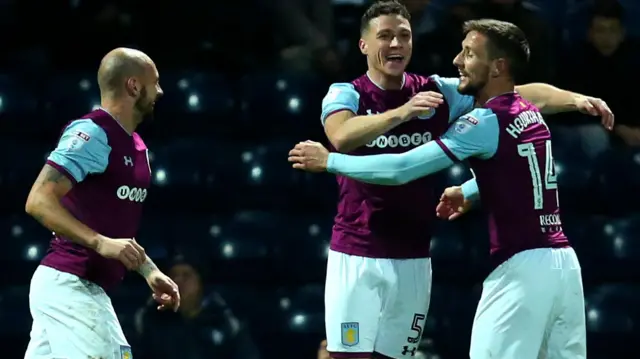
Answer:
[
  {"left": 359, "top": 38, "right": 368, "bottom": 55},
  {"left": 125, "top": 78, "right": 140, "bottom": 97},
  {"left": 491, "top": 58, "right": 506, "bottom": 78}
]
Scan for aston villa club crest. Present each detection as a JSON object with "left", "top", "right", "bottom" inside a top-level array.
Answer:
[{"left": 341, "top": 322, "right": 359, "bottom": 346}]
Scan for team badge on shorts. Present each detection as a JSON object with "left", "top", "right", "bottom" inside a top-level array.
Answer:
[
  {"left": 341, "top": 322, "right": 359, "bottom": 346},
  {"left": 120, "top": 345, "right": 132, "bottom": 359}
]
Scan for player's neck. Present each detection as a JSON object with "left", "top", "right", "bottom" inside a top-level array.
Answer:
[
  {"left": 100, "top": 98, "right": 140, "bottom": 134},
  {"left": 475, "top": 79, "right": 515, "bottom": 106},
  {"left": 366, "top": 69, "right": 404, "bottom": 90}
]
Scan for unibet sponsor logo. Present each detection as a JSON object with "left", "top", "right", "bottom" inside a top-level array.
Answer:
[
  {"left": 366, "top": 132, "right": 432, "bottom": 148},
  {"left": 116, "top": 185, "right": 148, "bottom": 202}
]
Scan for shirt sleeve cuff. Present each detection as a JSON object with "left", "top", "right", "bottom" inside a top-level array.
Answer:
[
  {"left": 460, "top": 178, "right": 479, "bottom": 201},
  {"left": 46, "top": 160, "right": 79, "bottom": 184}
]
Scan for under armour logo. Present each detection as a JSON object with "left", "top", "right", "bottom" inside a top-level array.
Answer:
[
  {"left": 402, "top": 346, "right": 417, "bottom": 356},
  {"left": 123, "top": 156, "right": 133, "bottom": 166}
]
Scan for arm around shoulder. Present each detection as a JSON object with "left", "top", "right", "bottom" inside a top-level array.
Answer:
[
  {"left": 516, "top": 83, "right": 580, "bottom": 114},
  {"left": 321, "top": 82, "right": 406, "bottom": 152}
]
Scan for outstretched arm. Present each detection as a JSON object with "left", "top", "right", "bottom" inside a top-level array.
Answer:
[
  {"left": 326, "top": 109, "right": 500, "bottom": 186},
  {"left": 516, "top": 83, "right": 614, "bottom": 129},
  {"left": 327, "top": 141, "right": 455, "bottom": 185}
]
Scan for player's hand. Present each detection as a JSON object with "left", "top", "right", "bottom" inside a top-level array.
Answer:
[
  {"left": 146, "top": 271, "right": 180, "bottom": 312},
  {"left": 96, "top": 237, "right": 146, "bottom": 270},
  {"left": 318, "top": 339, "right": 330, "bottom": 359},
  {"left": 397, "top": 91, "right": 444, "bottom": 122},
  {"left": 576, "top": 96, "right": 614, "bottom": 130},
  {"left": 288, "top": 141, "right": 330, "bottom": 172},
  {"left": 436, "top": 186, "right": 472, "bottom": 220}
]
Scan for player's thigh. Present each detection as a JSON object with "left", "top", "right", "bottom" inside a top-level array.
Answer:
[
  {"left": 374, "top": 258, "right": 432, "bottom": 359},
  {"left": 470, "top": 250, "right": 557, "bottom": 359},
  {"left": 540, "top": 250, "right": 586, "bottom": 359},
  {"left": 27, "top": 266, "right": 116, "bottom": 358},
  {"left": 325, "top": 250, "right": 385, "bottom": 356},
  {"left": 24, "top": 310, "right": 52, "bottom": 358},
  {"left": 104, "top": 295, "right": 132, "bottom": 358}
]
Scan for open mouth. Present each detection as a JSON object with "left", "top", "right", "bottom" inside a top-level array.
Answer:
[
  {"left": 458, "top": 70, "right": 469, "bottom": 81},
  {"left": 386, "top": 54, "right": 405, "bottom": 63}
]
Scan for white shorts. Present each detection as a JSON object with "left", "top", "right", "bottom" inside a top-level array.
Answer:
[
  {"left": 470, "top": 247, "right": 586, "bottom": 359},
  {"left": 24, "top": 265, "right": 131, "bottom": 359},
  {"left": 325, "top": 250, "right": 432, "bottom": 358}
]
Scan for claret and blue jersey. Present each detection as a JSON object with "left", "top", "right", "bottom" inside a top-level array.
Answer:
[
  {"left": 42, "top": 108, "right": 152, "bottom": 290},
  {"left": 327, "top": 92, "right": 570, "bottom": 267},
  {"left": 320, "top": 73, "right": 475, "bottom": 259}
]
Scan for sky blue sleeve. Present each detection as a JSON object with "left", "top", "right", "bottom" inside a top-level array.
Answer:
[
  {"left": 430, "top": 75, "right": 475, "bottom": 123},
  {"left": 435, "top": 108, "right": 500, "bottom": 162},
  {"left": 320, "top": 83, "right": 360, "bottom": 126},
  {"left": 47, "top": 119, "right": 111, "bottom": 183},
  {"left": 461, "top": 178, "right": 480, "bottom": 201},
  {"left": 326, "top": 141, "right": 455, "bottom": 185}
]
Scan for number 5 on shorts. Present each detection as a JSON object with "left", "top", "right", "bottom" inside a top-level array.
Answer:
[{"left": 407, "top": 313, "right": 426, "bottom": 344}]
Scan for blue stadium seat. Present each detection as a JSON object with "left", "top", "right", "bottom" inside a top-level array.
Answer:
[
  {"left": 596, "top": 149, "right": 640, "bottom": 211},
  {"left": 0, "top": 141, "right": 50, "bottom": 187},
  {"left": 206, "top": 211, "right": 281, "bottom": 260},
  {"left": 239, "top": 141, "right": 304, "bottom": 188},
  {"left": 239, "top": 72, "right": 323, "bottom": 135},
  {"left": 431, "top": 220, "right": 466, "bottom": 262},
  {"left": 287, "top": 284, "right": 324, "bottom": 334},
  {"left": 600, "top": 216, "right": 640, "bottom": 261},
  {"left": 215, "top": 285, "right": 290, "bottom": 333},
  {"left": 158, "top": 71, "right": 234, "bottom": 119},
  {"left": 554, "top": 154, "right": 593, "bottom": 191},
  {"left": 273, "top": 215, "right": 331, "bottom": 280},
  {"left": 440, "top": 162, "right": 474, "bottom": 188},
  {"left": 463, "top": 213, "right": 491, "bottom": 266},
  {"left": 585, "top": 284, "right": 640, "bottom": 334},
  {"left": 136, "top": 215, "right": 171, "bottom": 260},
  {"left": 44, "top": 73, "right": 100, "bottom": 119},
  {"left": 110, "top": 284, "right": 150, "bottom": 337},
  {"left": 149, "top": 139, "right": 244, "bottom": 189},
  {"left": 169, "top": 215, "right": 227, "bottom": 254},
  {"left": 0, "top": 286, "right": 31, "bottom": 335},
  {"left": 0, "top": 74, "right": 39, "bottom": 117},
  {"left": 429, "top": 285, "right": 478, "bottom": 354},
  {"left": 0, "top": 215, "right": 51, "bottom": 262},
  {"left": 561, "top": 215, "right": 607, "bottom": 263},
  {"left": 169, "top": 212, "right": 276, "bottom": 280}
]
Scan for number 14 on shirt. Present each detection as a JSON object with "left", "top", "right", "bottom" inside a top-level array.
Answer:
[{"left": 517, "top": 140, "right": 559, "bottom": 210}]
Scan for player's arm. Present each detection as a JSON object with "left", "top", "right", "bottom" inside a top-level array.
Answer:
[
  {"left": 322, "top": 83, "right": 407, "bottom": 153},
  {"left": 25, "top": 120, "right": 111, "bottom": 250},
  {"left": 430, "top": 75, "right": 475, "bottom": 121},
  {"left": 137, "top": 256, "right": 160, "bottom": 278},
  {"left": 515, "top": 83, "right": 595, "bottom": 114},
  {"left": 460, "top": 177, "right": 480, "bottom": 202},
  {"left": 327, "top": 141, "right": 455, "bottom": 185},
  {"left": 327, "top": 109, "right": 500, "bottom": 185},
  {"left": 517, "top": 83, "right": 614, "bottom": 130}
]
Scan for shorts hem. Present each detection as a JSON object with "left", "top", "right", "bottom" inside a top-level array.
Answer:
[{"left": 328, "top": 351, "right": 373, "bottom": 358}]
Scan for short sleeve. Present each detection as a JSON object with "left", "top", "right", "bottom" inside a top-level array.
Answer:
[
  {"left": 434, "top": 108, "right": 500, "bottom": 161},
  {"left": 430, "top": 75, "right": 475, "bottom": 122},
  {"left": 46, "top": 119, "right": 111, "bottom": 183},
  {"left": 320, "top": 83, "right": 360, "bottom": 125}
]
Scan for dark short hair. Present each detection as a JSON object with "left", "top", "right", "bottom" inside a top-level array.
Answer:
[
  {"left": 360, "top": 0, "right": 411, "bottom": 34},
  {"left": 462, "top": 19, "right": 530, "bottom": 81},
  {"left": 591, "top": 0, "right": 624, "bottom": 22}
]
